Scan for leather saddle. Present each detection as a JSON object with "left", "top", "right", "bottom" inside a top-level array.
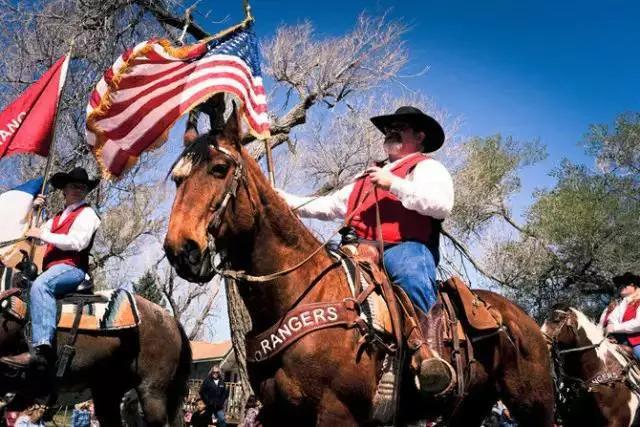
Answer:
[{"left": 340, "top": 241, "right": 503, "bottom": 395}]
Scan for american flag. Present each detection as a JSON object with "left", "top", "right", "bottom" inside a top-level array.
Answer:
[{"left": 86, "top": 24, "right": 270, "bottom": 178}]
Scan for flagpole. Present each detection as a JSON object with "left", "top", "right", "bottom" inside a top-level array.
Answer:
[
  {"left": 34, "top": 44, "right": 74, "bottom": 226},
  {"left": 242, "top": 0, "right": 276, "bottom": 186},
  {"left": 28, "top": 44, "right": 74, "bottom": 263}
]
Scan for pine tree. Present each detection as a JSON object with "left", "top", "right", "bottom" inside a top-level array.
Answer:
[{"left": 134, "top": 271, "right": 165, "bottom": 307}]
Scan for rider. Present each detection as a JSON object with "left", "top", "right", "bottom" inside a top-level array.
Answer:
[
  {"left": 0, "top": 167, "right": 100, "bottom": 369},
  {"left": 602, "top": 272, "right": 640, "bottom": 360},
  {"left": 277, "top": 106, "right": 455, "bottom": 394}
]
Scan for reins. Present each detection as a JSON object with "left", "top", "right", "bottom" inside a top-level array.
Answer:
[
  {"left": 0, "top": 237, "right": 28, "bottom": 249},
  {"left": 208, "top": 154, "right": 379, "bottom": 283},
  {"left": 544, "top": 310, "right": 630, "bottom": 402}
]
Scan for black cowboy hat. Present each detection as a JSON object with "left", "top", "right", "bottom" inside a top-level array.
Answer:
[
  {"left": 49, "top": 167, "right": 100, "bottom": 191},
  {"left": 370, "top": 106, "right": 446, "bottom": 153},
  {"left": 613, "top": 272, "right": 640, "bottom": 288}
]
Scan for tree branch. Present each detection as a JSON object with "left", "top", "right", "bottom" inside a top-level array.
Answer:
[
  {"left": 187, "top": 282, "right": 220, "bottom": 340},
  {"left": 135, "top": 0, "right": 210, "bottom": 40},
  {"left": 441, "top": 227, "right": 506, "bottom": 286}
]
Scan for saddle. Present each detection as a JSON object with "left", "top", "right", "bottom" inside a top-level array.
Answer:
[
  {"left": 339, "top": 242, "right": 503, "bottom": 398},
  {"left": 0, "top": 274, "right": 139, "bottom": 379}
]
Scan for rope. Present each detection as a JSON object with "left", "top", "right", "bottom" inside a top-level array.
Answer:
[
  {"left": 0, "top": 237, "right": 28, "bottom": 249},
  {"left": 557, "top": 338, "right": 607, "bottom": 355},
  {"left": 214, "top": 184, "right": 376, "bottom": 283}
]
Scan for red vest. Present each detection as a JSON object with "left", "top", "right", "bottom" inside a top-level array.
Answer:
[
  {"left": 622, "top": 300, "right": 640, "bottom": 346},
  {"left": 346, "top": 153, "right": 440, "bottom": 245},
  {"left": 42, "top": 204, "right": 95, "bottom": 272}
]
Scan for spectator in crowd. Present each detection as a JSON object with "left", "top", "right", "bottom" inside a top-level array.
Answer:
[
  {"left": 189, "top": 399, "right": 212, "bottom": 427},
  {"left": 71, "top": 401, "right": 91, "bottom": 427},
  {"left": 14, "top": 404, "right": 45, "bottom": 427},
  {"left": 240, "top": 395, "right": 261, "bottom": 427},
  {"left": 199, "top": 365, "right": 228, "bottom": 427},
  {"left": 121, "top": 390, "right": 143, "bottom": 427},
  {"left": 499, "top": 407, "right": 517, "bottom": 427},
  {"left": 4, "top": 411, "right": 18, "bottom": 427},
  {"left": 88, "top": 401, "right": 99, "bottom": 427}
]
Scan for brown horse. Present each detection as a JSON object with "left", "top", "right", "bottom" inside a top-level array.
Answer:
[
  {"left": 163, "top": 107, "right": 555, "bottom": 426},
  {"left": 0, "top": 285, "right": 191, "bottom": 426},
  {"left": 542, "top": 303, "right": 640, "bottom": 426}
]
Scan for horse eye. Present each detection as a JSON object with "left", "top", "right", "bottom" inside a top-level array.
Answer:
[
  {"left": 208, "top": 163, "right": 230, "bottom": 178},
  {"left": 171, "top": 175, "right": 184, "bottom": 187}
]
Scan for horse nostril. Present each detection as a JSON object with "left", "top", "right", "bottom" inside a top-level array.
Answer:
[{"left": 184, "top": 239, "right": 202, "bottom": 265}]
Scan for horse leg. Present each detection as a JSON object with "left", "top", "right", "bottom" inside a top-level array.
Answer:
[
  {"left": 447, "top": 385, "right": 496, "bottom": 427},
  {"left": 315, "top": 394, "right": 361, "bottom": 427},
  {"left": 499, "top": 364, "right": 555, "bottom": 427},
  {"left": 137, "top": 386, "right": 170, "bottom": 427},
  {"left": 92, "top": 387, "right": 125, "bottom": 427}
]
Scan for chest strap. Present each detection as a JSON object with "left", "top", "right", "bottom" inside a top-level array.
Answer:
[{"left": 245, "top": 300, "right": 366, "bottom": 363}]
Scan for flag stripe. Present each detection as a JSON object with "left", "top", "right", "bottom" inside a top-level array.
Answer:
[
  {"left": 96, "top": 66, "right": 267, "bottom": 131},
  {"left": 110, "top": 80, "right": 269, "bottom": 152},
  {"left": 86, "top": 25, "right": 270, "bottom": 178}
]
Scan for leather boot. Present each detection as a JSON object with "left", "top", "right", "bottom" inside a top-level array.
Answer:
[
  {"left": 410, "top": 346, "right": 456, "bottom": 396},
  {"left": 0, "top": 345, "right": 53, "bottom": 370}
]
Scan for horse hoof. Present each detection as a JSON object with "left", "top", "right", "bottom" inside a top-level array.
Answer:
[{"left": 417, "top": 358, "right": 456, "bottom": 396}]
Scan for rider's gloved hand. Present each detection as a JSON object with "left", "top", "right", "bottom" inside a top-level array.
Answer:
[
  {"left": 25, "top": 226, "right": 42, "bottom": 240},
  {"left": 32, "top": 194, "right": 47, "bottom": 208}
]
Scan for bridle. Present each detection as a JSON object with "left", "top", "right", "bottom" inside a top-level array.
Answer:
[
  {"left": 204, "top": 144, "right": 248, "bottom": 238},
  {"left": 543, "top": 309, "right": 605, "bottom": 356},
  {"left": 187, "top": 141, "right": 380, "bottom": 284},
  {"left": 544, "top": 308, "right": 630, "bottom": 419}
]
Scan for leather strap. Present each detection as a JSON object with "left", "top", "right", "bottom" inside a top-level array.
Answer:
[
  {"left": 56, "top": 300, "right": 84, "bottom": 378},
  {"left": 442, "top": 291, "right": 466, "bottom": 396},
  {"left": 246, "top": 300, "right": 362, "bottom": 363},
  {"left": 373, "top": 190, "right": 403, "bottom": 349}
]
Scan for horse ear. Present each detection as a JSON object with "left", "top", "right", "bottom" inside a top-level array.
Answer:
[{"left": 223, "top": 101, "right": 243, "bottom": 149}]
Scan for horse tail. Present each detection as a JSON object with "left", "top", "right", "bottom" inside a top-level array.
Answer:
[{"left": 167, "top": 320, "right": 192, "bottom": 427}]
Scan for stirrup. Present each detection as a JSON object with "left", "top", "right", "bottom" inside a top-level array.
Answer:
[{"left": 416, "top": 357, "right": 456, "bottom": 396}]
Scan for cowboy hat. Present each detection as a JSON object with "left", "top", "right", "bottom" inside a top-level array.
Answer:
[
  {"left": 370, "top": 106, "right": 445, "bottom": 153},
  {"left": 49, "top": 167, "right": 99, "bottom": 191},
  {"left": 613, "top": 272, "right": 640, "bottom": 288}
]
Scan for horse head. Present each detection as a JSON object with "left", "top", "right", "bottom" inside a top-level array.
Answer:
[
  {"left": 541, "top": 303, "right": 583, "bottom": 350},
  {"left": 164, "top": 105, "right": 259, "bottom": 282},
  {"left": 542, "top": 303, "right": 621, "bottom": 371}
]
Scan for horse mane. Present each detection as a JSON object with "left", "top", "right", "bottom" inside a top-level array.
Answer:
[
  {"left": 239, "top": 144, "right": 322, "bottom": 249},
  {"left": 569, "top": 307, "right": 628, "bottom": 366},
  {"left": 169, "top": 133, "right": 218, "bottom": 181}
]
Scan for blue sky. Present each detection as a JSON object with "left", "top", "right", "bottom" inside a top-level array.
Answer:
[{"left": 194, "top": 0, "right": 640, "bottom": 215}]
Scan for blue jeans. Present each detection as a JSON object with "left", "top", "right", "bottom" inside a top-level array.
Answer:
[
  {"left": 383, "top": 241, "right": 438, "bottom": 314},
  {"left": 214, "top": 409, "right": 226, "bottom": 427},
  {"left": 30, "top": 263, "right": 85, "bottom": 347},
  {"left": 633, "top": 345, "right": 640, "bottom": 360}
]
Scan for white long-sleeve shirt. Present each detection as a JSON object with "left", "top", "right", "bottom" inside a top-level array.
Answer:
[
  {"left": 602, "top": 295, "right": 640, "bottom": 334},
  {"left": 280, "top": 154, "right": 454, "bottom": 221},
  {"left": 40, "top": 201, "right": 101, "bottom": 252}
]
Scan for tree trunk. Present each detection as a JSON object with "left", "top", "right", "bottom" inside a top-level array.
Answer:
[{"left": 226, "top": 278, "right": 253, "bottom": 398}]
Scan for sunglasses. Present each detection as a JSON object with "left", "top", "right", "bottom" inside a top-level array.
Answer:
[{"left": 383, "top": 122, "right": 413, "bottom": 135}]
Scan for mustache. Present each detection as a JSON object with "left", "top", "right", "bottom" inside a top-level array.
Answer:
[{"left": 384, "top": 132, "right": 401, "bottom": 142}]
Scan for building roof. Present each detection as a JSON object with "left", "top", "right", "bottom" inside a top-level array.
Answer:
[{"left": 190, "top": 340, "right": 233, "bottom": 362}]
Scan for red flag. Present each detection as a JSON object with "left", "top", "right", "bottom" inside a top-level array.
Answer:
[{"left": 0, "top": 54, "right": 70, "bottom": 160}]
